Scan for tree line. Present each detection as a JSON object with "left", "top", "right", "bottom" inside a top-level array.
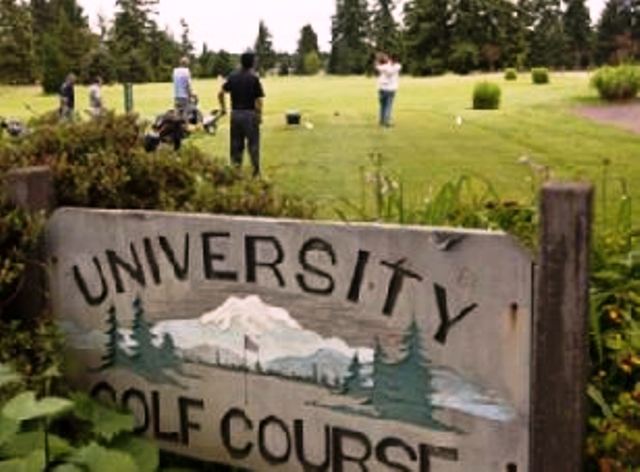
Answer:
[{"left": 0, "top": 0, "right": 638, "bottom": 92}]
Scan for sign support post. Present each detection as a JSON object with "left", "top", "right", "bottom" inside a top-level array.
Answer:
[{"left": 531, "top": 182, "right": 593, "bottom": 472}]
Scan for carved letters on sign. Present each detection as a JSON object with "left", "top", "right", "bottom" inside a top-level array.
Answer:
[{"left": 72, "top": 232, "right": 478, "bottom": 345}]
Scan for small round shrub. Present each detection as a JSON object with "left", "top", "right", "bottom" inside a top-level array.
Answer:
[
  {"left": 531, "top": 68, "right": 550, "bottom": 84},
  {"left": 504, "top": 68, "right": 518, "bottom": 81},
  {"left": 591, "top": 65, "right": 640, "bottom": 100},
  {"left": 473, "top": 81, "right": 501, "bottom": 110}
]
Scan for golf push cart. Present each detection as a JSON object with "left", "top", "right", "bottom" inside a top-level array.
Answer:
[{"left": 143, "top": 95, "right": 225, "bottom": 152}]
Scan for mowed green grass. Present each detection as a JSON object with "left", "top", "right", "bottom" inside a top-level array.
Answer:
[{"left": 1, "top": 72, "right": 638, "bottom": 222}]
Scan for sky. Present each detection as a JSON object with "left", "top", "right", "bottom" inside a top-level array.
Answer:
[{"left": 78, "top": 0, "right": 608, "bottom": 54}]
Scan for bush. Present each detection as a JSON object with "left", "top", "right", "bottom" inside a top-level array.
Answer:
[
  {"left": 531, "top": 67, "right": 550, "bottom": 84},
  {"left": 0, "top": 113, "right": 316, "bottom": 219},
  {"left": 591, "top": 65, "right": 640, "bottom": 100},
  {"left": 473, "top": 81, "right": 501, "bottom": 110},
  {"left": 504, "top": 68, "right": 518, "bottom": 81}
]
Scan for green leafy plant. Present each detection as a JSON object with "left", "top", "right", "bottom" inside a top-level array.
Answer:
[
  {"left": 473, "top": 81, "right": 502, "bottom": 110},
  {"left": 504, "top": 68, "right": 518, "bottom": 81},
  {"left": 591, "top": 65, "right": 640, "bottom": 101},
  {"left": 531, "top": 67, "right": 550, "bottom": 84},
  {"left": 0, "top": 363, "right": 157, "bottom": 471}
]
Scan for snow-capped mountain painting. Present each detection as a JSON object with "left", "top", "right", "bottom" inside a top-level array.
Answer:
[{"left": 63, "top": 295, "right": 516, "bottom": 425}]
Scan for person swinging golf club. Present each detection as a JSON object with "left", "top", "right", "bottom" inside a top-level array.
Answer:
[{"left": 218, "top": 51, "right": 265, "bottom": 177}]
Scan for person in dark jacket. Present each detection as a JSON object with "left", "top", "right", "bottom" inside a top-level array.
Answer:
[
  {"left": 218, "top": 52, "right": 265, "bottom": 176},
  {"left": 59, "top": 73, "right": 76, "bottom": 120}
]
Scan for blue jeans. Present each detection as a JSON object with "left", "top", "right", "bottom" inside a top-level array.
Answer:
[{"left": 379, "top": 90, "right": 396, "bottom": 126}]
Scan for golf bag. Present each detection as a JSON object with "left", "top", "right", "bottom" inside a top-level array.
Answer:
[
  {"left": 0, "top": 118, "right": 27, "bottom": 138},
  {"left": 143, "top": 110, "right": 187, "bottom": 153}
]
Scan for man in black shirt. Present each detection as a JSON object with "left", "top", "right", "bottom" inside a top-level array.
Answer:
[
  {"left": 59, "top": 73, "right": 76, "bottom": 120},
  {"left": 218, "top": 52, "right": 265, "bottom": 176}
]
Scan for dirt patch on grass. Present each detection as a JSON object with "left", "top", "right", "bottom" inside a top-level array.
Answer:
[{"left": 576, "top": 101, "right": 640, "bottom": 134}]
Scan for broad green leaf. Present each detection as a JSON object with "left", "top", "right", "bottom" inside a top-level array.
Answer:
[
  {"left": 587, "top": 384, "right": 613, "bottom": 419},
  {"left": 0, "top": 432, "right": 72, "bottom": 461},
  {"left": 71, "top": 394, "right": 134, "bottom": 441},
  {"left": 3, "top": 393, "right": 73, "bottom": 422},
  {"left": 70, "top": 443, "right": 137, "bottom": 472},
  {"left": 0, "top": 366, "right": 21, "bottom": 389},
  {"left": 112, "top": 436, "right": 159, "bottom": 472},
  {"left": 0, "top": 417, "right": 19, "bottom": 447},
  {"left": 603, "top": 333, "right": 624, "bottom": 351},
  {"left": 0, "top": 449, "right": 45, "bottom": 472}
]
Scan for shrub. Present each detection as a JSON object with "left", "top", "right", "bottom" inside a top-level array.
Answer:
[
  {"left": 0, "top": 113, "right": 316, "bottom": 219},
  {"left": 473, "top": 81, "right": 501, "bottom": 110},
  {"left": 591, "top": 65, "right": 640, "bottom": 100},
  {"left": 504, "top": 68, "right": 518, "bottom": 81},
  {"left": 531, "top": 67, "right": 550, "bottom": 84}
]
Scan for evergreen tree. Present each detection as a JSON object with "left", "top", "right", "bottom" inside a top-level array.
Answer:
[
  {"left": 179, "top": 17, "right": 194, "bottom": 58},
  {"left": 130, "top": 297, "right": 158, "bottom": 370},
  {"left": 0, "top": 0, "right": 36, "bottom": 84},
  {"left": 295, "top": 24, "right": 320, "bottom": 74},
  {"left": 158, "top": 333, "right": 180, "bottom": 371},
  {"left": 101, "top": 305, "right": 130, "bottom": 369},
  {"left": 403, "top": 0, "right": 450, "bottom": 75},
  {"left": 196, "top": 44, "right": 216, "bottom": 77},
  {"left": 370, "top": 0, "right": 401, "bottom": 57},
  {"left": 342, "top": 352, "right": 366, "bottom": 396},
  {"left": 372, "top": 319, "right": 438, "bottom": 427},
  {"left": 563, "top": 0, "right": 592, "bottom": 68},
  {"left": 212, "top": 49, "right": 233, "bottom": 77},
  {"left": 329, "top": 0, "right": 371, "bottom": 74},
  {"left": 595, "top": 0, "right": 634, "bottom": 64},
  {"left": 527, "top": 0, "right": 567, "bottom": 67},
  {"left": 254, "top": 20, "right": 276, "bottom": 75}
]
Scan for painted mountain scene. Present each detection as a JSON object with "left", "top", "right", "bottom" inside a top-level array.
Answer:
[{"left": 62, "top": 294, "right": 517, "bottom": 431}]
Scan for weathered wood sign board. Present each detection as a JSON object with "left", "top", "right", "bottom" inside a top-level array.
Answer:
[{"left": 46, "top": 208, "right": 533, "bottom": 471}]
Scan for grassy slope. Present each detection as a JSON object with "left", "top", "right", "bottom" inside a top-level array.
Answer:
[{"left": 1, "top": 72, "right": 638, "bottom": 221}]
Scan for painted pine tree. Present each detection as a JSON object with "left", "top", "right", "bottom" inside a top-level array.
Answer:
[
  {"left": 372, "top": 319, "right": 443, "bottom": 428},
  {"left": 342, "top": 352, "right": 366, "bottom": 397},
  {"left": 158, "top": 332, "right": 181, "bottom": 372},
  {"left": 129, "top": 297, "right": 161, "bottom": 374},
  {"left": 371, "top": 336, "right": 394, "bottom": 408},
  {"left": 101, "top": 305, "right": 130, "bottom": 370}
]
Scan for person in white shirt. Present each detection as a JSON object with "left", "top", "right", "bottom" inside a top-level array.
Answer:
[
  {"left": 173, "top": 56, "right": 192, "bottom": 119},
  {"left": 88, "top": 76, "right": 103, "bottom": 117},
  {"left": 375, "top": 52, "right": 402, "bottom": 127}
]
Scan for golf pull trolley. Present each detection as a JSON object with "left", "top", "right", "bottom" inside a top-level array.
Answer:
[{"left": 143, "top": 95, "right": 226, "bottom": 153}]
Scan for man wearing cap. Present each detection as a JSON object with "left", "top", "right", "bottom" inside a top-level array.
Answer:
[{"left": 218, "top": 52, "right": 265, "bottom": 177}]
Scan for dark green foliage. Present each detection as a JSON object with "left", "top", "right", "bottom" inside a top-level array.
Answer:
[
  {"left": 563, "top": 0, "right": 592, "bottom": 69},
  {"left": 473, "top": 81, "right": 501, "bottom": 109},
  {"left": 254, "top": 21, "right": 276, "bottom": 76},
  {"left": 296, "top": 24, "right": 320, "bottom": 74},
  {"left": 591, "top": 64, "right": 640, "bottom": 100},
  {"left": 370, "top": 0, "right": 402, "bottom": 58},
  {"left": 403, "top": 0, "right": 450, "bottom": 75},
  {"left": 212, "top": 50, "right": 234, "bottom": 77},
  {"left": 449, "top": 42, "right": 479, "bottom": 75},
  {"left": 342, "top": 353, "right": 365, "bottom": 396},
  {"left": 101, "top": 306, "right": 129, "bottom": 370},
  {"left": 531, "top": 67, "right": 550, "bottom": 84},
  {"left": 504, "top": 68, "right": 518, "bottom": 80},
  {"left": 527, "top": 0, "right": 567, "bottom": 68},
  {"left": 595, "top": 0, "right": 634, "bottom": 65},
  {"left": 0, "top": 0, "right": 36, "bottom": 84},
  {"left": 329, "top": 0, "right": 371, "bottom": 74}
]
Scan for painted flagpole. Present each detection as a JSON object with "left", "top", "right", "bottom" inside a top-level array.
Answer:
[{"left": 243, "top": 337, "right": 248, "bottom": 406}]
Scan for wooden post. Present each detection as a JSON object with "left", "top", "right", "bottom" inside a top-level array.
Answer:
[
  {"left": 531, "top": 182, "right": 593, "bottom": 472},
  {"left": 5, "top": 166, "right": 55, "bottom": 211},
  {"left": 3, "top": 166, "right": 56, "bottom": 320}
]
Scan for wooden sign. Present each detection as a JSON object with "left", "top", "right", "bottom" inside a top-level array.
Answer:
[{"left": 46, "top": 208, "right": 534, "bottom": 471}]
